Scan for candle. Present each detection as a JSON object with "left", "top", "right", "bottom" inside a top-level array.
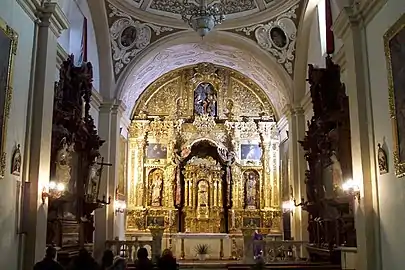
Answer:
[{"left": 231, "top": 209, "right": 235, "bottom": 228}]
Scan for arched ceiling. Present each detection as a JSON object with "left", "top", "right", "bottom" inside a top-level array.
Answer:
[
  {"left": 118, "top": 32, "right": 292, "bottom": 119},
  {"left": 110, "top": 0, "right": 299, "bottom": 28}
]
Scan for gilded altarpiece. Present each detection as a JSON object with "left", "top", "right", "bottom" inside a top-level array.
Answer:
[{"left": 126, "top": 63, "right": 281, "bottom": 235}]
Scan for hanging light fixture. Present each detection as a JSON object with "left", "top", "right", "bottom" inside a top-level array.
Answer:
[{"left": 181, "top": 0, "right": 226, "bottom": 38}]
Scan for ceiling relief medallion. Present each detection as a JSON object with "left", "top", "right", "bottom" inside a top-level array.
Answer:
[
  {"left": 233, "top": 4, "right": 298, "bottom": 75},
  {"left": 107, "top": 3, "right": 184, "bottom": 78},
  {"left": 148, "top": 0, "right": 257, "bottom": 16}
]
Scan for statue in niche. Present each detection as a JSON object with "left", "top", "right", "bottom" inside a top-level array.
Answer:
[
  {"left": 11, "top": 144, "right": 21, "bottom": 176},
  {"left": 194, "top": 83, "right": 217, "bottom": 117},
  {"left": 244, "top": 170, "right": 259, "bottom": 208},
  {"left": 198, "top": 180, "right": 209, "bottom": 206},
  {"left": 87, "top": 156, "right": 101, "bottom": 200},
  {"left": 150, "top": 169, "right": 164, "bottom": 206},
  {"left": 330, "top": 152, "right": 344, "bottom": 195},
  {"left": 377, "top": 143, "right": 388, "bottom": 174},
  {"left": 55, "top": 137, "right": 73, "bottom": 189}
]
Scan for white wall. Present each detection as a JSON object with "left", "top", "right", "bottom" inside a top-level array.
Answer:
[
  {"left": 0, "top": 1, "right": 35, "bottom": 269},
  {"left": 58, "top": 0, "right": 100, "bottom": 91},
  {"left": 366, "top": 1, "right": 405, "bottom": 268}
]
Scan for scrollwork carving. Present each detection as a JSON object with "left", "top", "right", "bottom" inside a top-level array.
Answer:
[{"left": 235, "top": 5, "right": 298, "bottom": 75}]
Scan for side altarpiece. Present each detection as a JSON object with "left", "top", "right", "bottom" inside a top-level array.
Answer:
[{"left": 126, "top": 63, "right": 282, "bottom": 235}]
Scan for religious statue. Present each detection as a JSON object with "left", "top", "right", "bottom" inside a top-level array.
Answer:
[
  {"left": 330, "top": 152, "right": 343, "bottom": 195},
  {"left": 55, "top": 138, "right": 73, "bottom": 189},
  {"left": 377, "top": 143, "right": 388, "bottom": 174},
  {"left": 87, "top": 157, "right": 100, "bottom": 200},
  {"left": 11, "top": 144, "right": 21, "bottom": 176},
  {"left": 217, "top": 148, "right": 235, "bottom": 207},
  {"left": 198, "top": 181, "right": 209, "bottom": 206},
  {"left": 244, "top": 170, "right": 258, "bottom": 208},
  {"left": 194, "top": 83, "right": 217, "bottom": 117},
  {"left": 172, "top": 151, "right": 183, "bottom": 207},
  {"left": 150, "top": 170, "right": 164, "bottom": 206}
]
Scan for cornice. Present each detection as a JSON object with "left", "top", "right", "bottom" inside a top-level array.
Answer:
[
  {"left": 300, "top": 90, "right": 312, "bottom": 113},
  {"left": 16, "top": 0, "right": 41, "bottom": 22},
  {"left": 332, "top": 45, "right": 346, "bottom": 72},
  {"left": 56, "top": 43, "right": 68, "bottom": 68},
  {"left": 91, "top": 89, "right": 103, "bottom": 111},
  {"left": 333, "top": 0, "right": 387, "bottom": 40},
  {"left": 37, "top": 2, "right": 69, "bottom": 37},
  {"left": 277, "top": 115, "right": 289, "bottom": 132},
  {"left": 107, "top": 0, "right": 301, "bottom": 30},
  {"left": 100, "top": 99, "right": 127, "bottom": 115}
]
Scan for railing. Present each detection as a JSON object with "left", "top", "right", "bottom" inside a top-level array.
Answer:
[
  {"left": 254, "top": 240, "right": 307, "bottom": 263},
  {"left": 105, "top": 238, "right": 153, "bottom": 262}
]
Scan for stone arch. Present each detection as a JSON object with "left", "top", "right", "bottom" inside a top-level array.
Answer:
[
  {"left": 87, "top": 0, "right": 115, "bottom": 99},
  {"left": 115, "top": 30, "right": 293, "bottom": 118}
]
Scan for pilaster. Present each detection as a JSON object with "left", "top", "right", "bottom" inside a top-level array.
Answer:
[
  {"left": 94, "top": 99, "right": 124, "bottom": 261},
  {"left": 22, "top": 2, "right": 67, "bottom": 269},
  {"left": 287, "top": 106, "right": 308, "bottom": 246},
  {"left": 334, "top": 6, "right": 381, "bottom": 270}
]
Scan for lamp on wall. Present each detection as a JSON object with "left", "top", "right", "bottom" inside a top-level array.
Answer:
[
  {"left": 342, "top": 178, "right": 360, "bottom": 202},
  {"left": 114, "top": 200, "right": 126, "bottom": 214},
  {"left": 41, "top": 181, "right": 65, "bottom": 204},
  {"left": 282, "top": 200, "right": 295, "bottom": 214}
]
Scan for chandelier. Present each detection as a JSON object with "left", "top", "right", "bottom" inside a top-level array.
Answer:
[{"left": 181, "top": 0, "right": 226, "bottom": 37}]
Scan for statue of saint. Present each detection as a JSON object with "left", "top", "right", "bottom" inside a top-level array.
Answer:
[
  {"left": 245, "top": 171, "right": 257, "bottom": 208},
  {"left": 55, "top": 138, "right": 73, "bottom": 188},
  {"left": 198, "top": 181, "right": 209, "bottom": 206},
  {"left": 194, "top": 83, "right": 217, "bottom": 117},
  {"left": 87, "top": 158, "right": 100, "bottom": 199},
  {"left": 151, "top": 170, "right": 163, "bottom": 206}
]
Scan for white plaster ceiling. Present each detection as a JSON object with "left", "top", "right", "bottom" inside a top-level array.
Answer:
[
  {"left": 121, "top": 42, "right": 289, "bottom": 118},
  {"left": 110, "top": 0, "right": 298, "bottom": 29}
]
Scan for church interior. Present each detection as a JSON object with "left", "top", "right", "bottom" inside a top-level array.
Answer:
[{"left": 0, "top": 0, "right": 403, "bottom": 269}]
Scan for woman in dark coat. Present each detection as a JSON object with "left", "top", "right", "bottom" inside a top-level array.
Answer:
[{"left": 158, "top": 249, "right": 177, "bottom": 270}]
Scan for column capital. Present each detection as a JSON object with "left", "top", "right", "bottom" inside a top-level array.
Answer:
[
  {"left": 100, "top": 99, "right": 126, "bottom": 115},
  {"left": 36, "top": 2, "right": 69, "bottom": 37},
  {"left": 333, "top": 0, "right": 387, "bottom": 40}
]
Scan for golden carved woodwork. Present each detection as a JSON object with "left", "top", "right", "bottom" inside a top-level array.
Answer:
[
  {"left": 117, "top": 136, "right": 127, "bottom": 200},
  {"left": 132, "top": 63, "right": 275, "bottom": 119},
  {"left": 126, "top": 63, "right": 282, "bottom": 234}
]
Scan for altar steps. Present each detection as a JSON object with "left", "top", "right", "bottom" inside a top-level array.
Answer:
[{"left": 127, "top": 262, "right": 340, "bottom": 270}]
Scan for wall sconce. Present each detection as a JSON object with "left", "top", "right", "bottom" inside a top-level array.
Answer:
[
  {"left": 114, "top": 200, "right": 126, "bottom": 214},
  {"left": 41, "top": 181, "right": 65, "bottom": 204},
  {"left": 342, "top": 178, "right": 360, "bottom": 202},
  {"left": 282, "top": 200, "right": 295, "bottom": 214}
]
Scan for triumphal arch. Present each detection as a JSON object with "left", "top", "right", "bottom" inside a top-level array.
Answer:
[{"left": 126, "top": 62, "right": 281, "bottom": 258}]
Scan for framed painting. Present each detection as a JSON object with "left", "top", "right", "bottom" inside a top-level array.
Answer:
[
  {"left": 241, "top": 144, "right": 262, "bottom": 160},
  {"left": 384, "top": 14, "right": 405, "bottom": 177},
  {"left": 146, "top": 143, "right": 167, "bottom": 159},
  {"left": 0, "top": 18, "right": 18, "bottom": 178}
]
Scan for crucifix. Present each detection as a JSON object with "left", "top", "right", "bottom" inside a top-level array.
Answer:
[{"left": 95, "top": 156, "right": 113, "bottom": 205}]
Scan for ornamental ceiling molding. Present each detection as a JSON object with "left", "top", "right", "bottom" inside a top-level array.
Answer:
[
  {"left": 230, "top": 3, "right": 299, "bottom": 76},
  {"left": 120, "top": 41, "right": 289, "bottom": 118},
  {"left": 107, "top": 2, "right": 185, "bottom": 78},
  {"left": 109, "top": 0, "right": 299, "bottom": 29}
]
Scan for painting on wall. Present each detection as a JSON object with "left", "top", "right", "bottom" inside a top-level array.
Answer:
[
  {"left": 146, "top": 143, "right": 167, "bottom": 159},
  {"left": 241, "top": 144, "right": 262, "bottom": 160},
  {"left": 384, "top": 14, "right": 405, "bottom": 177},
  {"left": 146, "top": 216, "right": 165, "bottom": 227},
  {"left": 0, "top": 18, "right": 18, "bottom": 178},
  {"left": 116, "top": 136, "right": 127, "bottom": 200},
  {"left": 242, "top": 217, "right": 261, "bottom": 228}
]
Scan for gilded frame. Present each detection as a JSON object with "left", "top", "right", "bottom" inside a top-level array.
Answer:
[
  {"left": 0, "top": 18, "right": 18, "bottom": 178},
  {"left": 384, "top": 14, "right": 405, "bottom": 178}
]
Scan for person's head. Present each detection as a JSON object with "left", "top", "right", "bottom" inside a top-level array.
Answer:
[
  {"left": 77, "top": 248, "right": 90, "bottom": 261},
  {"left": 45, "top": 246, "right": 57, "bottom": 259},
  {"left": 113, "top": 256, "right": 127, "bottom": 270},
  {"left": 102, "top": 249, "right": 114, "bottom": 266},
  {"left": 162, "top": 249, "right": 173, "bottom": 258},
  {"left": 137, "top": 247, "right": 148, "bottom": 260}
]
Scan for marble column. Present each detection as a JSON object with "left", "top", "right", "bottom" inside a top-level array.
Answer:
[
  {"left": 334, "top": 7, "right": 381, "bottom": 270},
  {"left": 22, "top": 3, "right": 68, "bottom": 270},
  {"left": 287, "top": 106, "right": 308, "bottom": 246},
  {"left": 94, "top": 100, "right": 125, "bottom": 261}
]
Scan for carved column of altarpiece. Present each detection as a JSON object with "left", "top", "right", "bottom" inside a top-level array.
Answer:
[{"left": 126, "top": 63, "right": 282, "bottom": 235}]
